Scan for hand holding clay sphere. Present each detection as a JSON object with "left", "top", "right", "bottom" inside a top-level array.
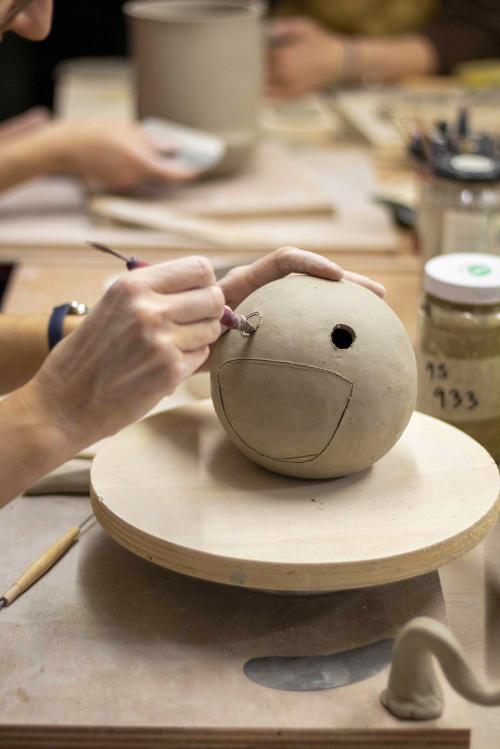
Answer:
[{"left": 211, "top": 275, "right": 417, "bottom": 479}]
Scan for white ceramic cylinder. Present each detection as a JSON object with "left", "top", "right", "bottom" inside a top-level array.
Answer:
[{"left": 125, "top": 0, "right": 263, "bottom": 174}]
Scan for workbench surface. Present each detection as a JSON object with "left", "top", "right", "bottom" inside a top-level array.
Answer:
[{"left": 0, "top": 85, "right": 499, "bottom": 745}]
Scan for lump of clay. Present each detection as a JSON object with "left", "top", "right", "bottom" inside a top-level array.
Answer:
[{"left": 210, "top": 275, "right": 417, "bottom": 479}]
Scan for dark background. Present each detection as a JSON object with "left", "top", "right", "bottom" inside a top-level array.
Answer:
[{"left": 0, "top": 0, "right": 128, "bottom": 120}]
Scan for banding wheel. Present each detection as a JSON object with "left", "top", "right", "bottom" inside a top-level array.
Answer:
[{"left": 91, "top": 402, "right": 499, "bottom": 594}]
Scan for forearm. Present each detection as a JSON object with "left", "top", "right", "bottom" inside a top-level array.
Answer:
[
  {"left": 0, "top": 315, "right": 81, "bottom": 394},
  {"left": 0, "top": 381, "right": 80, "bottom": 508},
  {"left": 0, "top": 137, "right": 50, "bottom": 193},
  {"left": 0, "top": 123, "right": 71, "bottom": 194},
  {"left": 344, "top": 34, "right": 439, "bottom": 82},
  {"left": 0, "top": 108, "right": 51, "bottom": 145}
]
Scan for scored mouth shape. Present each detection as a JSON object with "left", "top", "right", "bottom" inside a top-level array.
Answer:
[{"left": 217, "top": 359, "right": 353, "bottom": 463}]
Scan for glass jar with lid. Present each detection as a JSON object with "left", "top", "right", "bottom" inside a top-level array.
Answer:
[
  {"left": 416, "top": 252, "right": 500, "bottom": 463},
  {"left": 417, "top": 154, "right": 500, "bottom": 261}
]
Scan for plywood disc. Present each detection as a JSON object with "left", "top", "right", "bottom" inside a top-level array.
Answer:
[{"left": 91, "top": 402, "right": 499, "bottom": 593}]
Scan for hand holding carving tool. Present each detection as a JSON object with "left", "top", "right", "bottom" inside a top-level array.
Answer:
[{"left": 87, "top": 241, "right": 257, "bottom": 335}]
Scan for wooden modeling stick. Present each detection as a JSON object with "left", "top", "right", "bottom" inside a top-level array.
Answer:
[
  {"left": 0, "top": 514, "right": 95, "bottom": 610},
  {"left": 87, "top": 241, "right": 257, "bottom": 335}
]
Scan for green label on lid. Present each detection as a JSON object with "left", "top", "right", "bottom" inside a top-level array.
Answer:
[{"left": 467, "top": 263, "right": 492, "bottom": 277}]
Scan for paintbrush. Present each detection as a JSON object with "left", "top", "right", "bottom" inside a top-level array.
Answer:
[
  {"left": 87, "top": 241, "right": 257, "bottom": 335},
  {"left": 0, "top": 514, "right": 95, "bottom": 610},
  {"left": 0, "top": 0, "right": 35, "bottom": 34}
]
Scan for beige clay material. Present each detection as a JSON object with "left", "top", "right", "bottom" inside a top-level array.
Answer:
[
  {"left": 90, "top": 402, "right": 499, "bottom": 593},
  {"left": 381, "top": 616, "right": 500, "bottom": 721},
  {"left": 211, "top": 276, "right": 417, "bottom": 478}
]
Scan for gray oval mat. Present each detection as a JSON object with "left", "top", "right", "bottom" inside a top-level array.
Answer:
[{"left": 243, "top": 638, "right": 394, "bottom": 692}]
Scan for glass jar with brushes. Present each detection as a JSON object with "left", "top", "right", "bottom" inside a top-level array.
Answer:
[
  {"left": 417, "top": 154, "right": 500, "bottom": 261},
  {"left": 416, "top": 252, "right": 500, "bottom": 463}
]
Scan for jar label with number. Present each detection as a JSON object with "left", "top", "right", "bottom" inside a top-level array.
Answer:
[{"left": 417, "top": 353, "right": 500, "bottom": 422}]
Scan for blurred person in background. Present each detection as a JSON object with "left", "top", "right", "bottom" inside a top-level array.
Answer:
[
  {"left": 0, "top": 0, "right": 386, "bottom": 507},
  {"left": 267, "top": 0, "right": 500, "bottom": 98},
  {"left": 8, "top": 1, "right": 500, "bottom": 115},
  {"left": 4, "top": 2, "right": 499, "bottom": 120},
  {"left": 0, "top": 0, "right": 126, "bottom": 117},
  {"left": 0, "top": 0, "right": 196, "bottom": 194}
]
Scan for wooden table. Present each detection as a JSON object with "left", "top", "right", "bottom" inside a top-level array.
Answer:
[
  {"left": 0, "top": 102, "right": 497, "bottom": 743},
  {"left": 0, "top": 497, "right": 469, "bottom": 748},
  {"left": 1, "top": 257, "right": 499, "bottom": 746}
]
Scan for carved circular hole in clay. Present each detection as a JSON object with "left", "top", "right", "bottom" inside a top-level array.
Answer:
[{"left": 331, "top": 324, "right": 356, "bottom": 350}]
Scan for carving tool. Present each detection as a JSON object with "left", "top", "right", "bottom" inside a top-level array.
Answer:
[
  {"left": 0, "top": 0, "right": 35, "bottom": 33},
  {"left": 87, "top": 241, "right": 257, "bottom": 335},
  {"left": 0, "top": 514, "right": 95, "bottom": 610}
]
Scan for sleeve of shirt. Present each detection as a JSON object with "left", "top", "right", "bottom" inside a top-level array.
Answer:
[{"left": 421, "top": 0, "right": 500, "bottom": 74}]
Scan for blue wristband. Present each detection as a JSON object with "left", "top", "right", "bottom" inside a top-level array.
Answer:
[{"left": 48, "top": 301, "right": 88, "bottom": 350}]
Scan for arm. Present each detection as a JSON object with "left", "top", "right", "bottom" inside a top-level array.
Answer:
[
  {"left": 0, "top": 384, "right": 82, "bottom": 508},
  {"left": 0, "top": 249, "right": 384, "bottom": 507},
  {"left": 0, "top": 314, "right": 80, "bottom": 394},
  {"left": 0, "top": 251, "right": 384, "bottom": 395},
  {"left": 0, "top": 121, "right": 197, "bottom": 195},
  {"left": 0, "top": 108, "right": 50, "bottom": 144},
  {"left": 267, "top": 0, "right": 500, "bottom": 98},
  {"left": 266, "top": 18, "right": 438, "bottom": 98},
  {"left": 344, "top": 34, "right": 438, "bottom": 81},
  {"left": 0, "top": 130, "right": 56, "bottom": 194},
  {"left": 0, "top": 255, "right": 224, "bottom": 508}
]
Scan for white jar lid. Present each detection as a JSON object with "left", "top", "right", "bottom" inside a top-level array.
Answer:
[
  {"left": 424, "top": 253, "right": 500, "bottom": 305},
  {"left": 449, "top": 154, "right": 495, "bottom": 174}
]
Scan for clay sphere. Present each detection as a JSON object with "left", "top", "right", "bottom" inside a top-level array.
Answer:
[{"left": 210, "top": 276, "right": 417, "bottom": 479}]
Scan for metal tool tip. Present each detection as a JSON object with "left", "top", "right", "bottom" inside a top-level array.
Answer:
[
  {"left": 86, "top": 241, "right": 130, "bottom": 263},
  {"left": 78, "top": 513, "right": 96, "bottom": 531},
  {"left": 0, "top": 598, "right": 6, "bottom": 611},
  {"left": 240, "top": 319, "right": 257, "bottom": 336},
  {"left": 240, "top": 312, "right": 261, "bottom": 337}
]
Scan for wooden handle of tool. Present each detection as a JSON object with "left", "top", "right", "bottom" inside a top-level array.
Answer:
[{"left": 2, "top": 527, "right": 80, "bottom": 605}]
